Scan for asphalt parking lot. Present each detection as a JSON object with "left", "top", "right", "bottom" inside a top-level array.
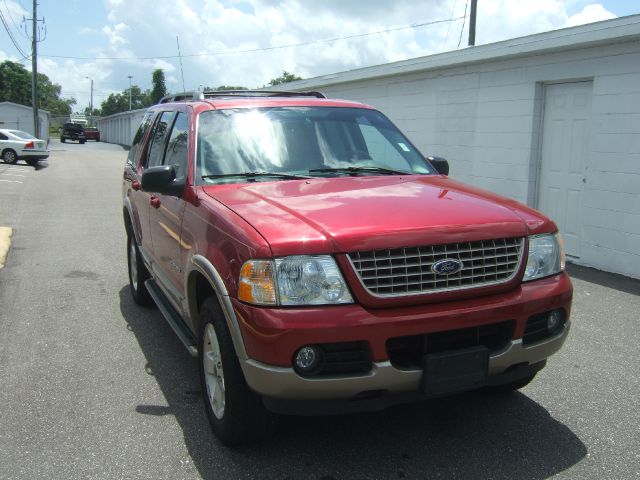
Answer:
[{"left": 0, "top": 140, "right": 638, "bottom": 479}]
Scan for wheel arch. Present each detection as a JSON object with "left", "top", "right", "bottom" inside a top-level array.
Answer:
[
  {"left": 122, "top": 201, "right": 141, "bottom": 246},
  {"left": 187, "top": 255, "right": 248, "bottom": 360}
]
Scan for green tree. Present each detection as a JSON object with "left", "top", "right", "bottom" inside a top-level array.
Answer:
[
  {"left": 0, "top": 60, "right": 76, "bottom": 115},
  {"left": 266, "top": 71, "right": 302, "bottom": 86},
  {"left": 150, "top": 69, "right": 167, "bottom": 103},
  {"left": 204, "top": 85, "right": 248, "bottom": 92},
  {"left": 99, "top": 85, "right": 151, "bottom": 116}
]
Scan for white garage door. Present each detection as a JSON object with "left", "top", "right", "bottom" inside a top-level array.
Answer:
[{"left": 537, "top": 81, "right": 593, "bottom": 260}]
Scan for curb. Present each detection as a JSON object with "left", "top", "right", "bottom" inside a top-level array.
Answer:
[{"left": 0, "top": 227, "right": 13, "bottom": 269}]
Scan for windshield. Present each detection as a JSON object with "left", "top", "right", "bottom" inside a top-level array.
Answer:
[
  {"left": 196, "top": 107, "right": 433, "bottom": 184},
  {"left": 9, "top": 130, "right": 36, "bottom": 140}
]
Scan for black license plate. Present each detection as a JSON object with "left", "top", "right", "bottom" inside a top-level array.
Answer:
[{"left": 422, "top": 346, "right": 489, "bottom": 397}]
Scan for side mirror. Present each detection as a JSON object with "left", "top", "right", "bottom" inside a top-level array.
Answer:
[
  {"left": 426, "top": 156, "right": 449, "bottom": 176},
  {"left": 141, "top": 165, "right": 185, "bottom": 197}
]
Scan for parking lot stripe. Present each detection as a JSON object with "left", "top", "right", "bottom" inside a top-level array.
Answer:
[
  {"left": 0, "top": 179, "right": 23, "bottom": 183},
  {"left": 0, "top": 227, "right": 12, "bottom": 269}
]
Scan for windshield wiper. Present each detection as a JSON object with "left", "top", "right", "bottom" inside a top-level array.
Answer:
[
  {"left": 202, "top": 171, "right": 312, "bottom": 181},
  {"left": 308, "top": 166, "right": 411, "bottom": 176}
]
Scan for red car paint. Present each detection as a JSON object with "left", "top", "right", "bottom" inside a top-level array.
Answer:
[{"left": 124, "top": 94, "right": 572, "bottom": 392}]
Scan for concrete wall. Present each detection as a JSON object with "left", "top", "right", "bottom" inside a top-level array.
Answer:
[
  {"left": 0, "top": 102, "right": 50, "bottom": 142},
  {"left": 96, "top": 108, "right": 147, "bottom": 146}
]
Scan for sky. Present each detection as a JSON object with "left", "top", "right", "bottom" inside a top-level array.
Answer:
[{"left": 1, "top": 0, "right": 638, "bottom": 114}]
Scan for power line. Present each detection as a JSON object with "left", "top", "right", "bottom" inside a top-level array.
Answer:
[
  {"left": 442, "top": 0, "right": 459, "bottom": 51},
  {"left": 40, "top": 16, "right": 465, "bottom": 62},
  {"left": 2, "top": 0, "right": 29, "bottom": 39},
  {"left": 0, "top": 8, "right": 28, "bottom": 58},
  {"left": 457, "top": 0, "right": 469, "bottom": 49}
]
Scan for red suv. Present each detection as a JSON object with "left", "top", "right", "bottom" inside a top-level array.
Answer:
[{"left": 123, "top": 91, "right": 572, "bottom": 446}]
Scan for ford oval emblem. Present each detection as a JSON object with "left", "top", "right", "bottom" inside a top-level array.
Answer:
[{"left": 432, "top": 258, "right": 463, "bottom": 275}]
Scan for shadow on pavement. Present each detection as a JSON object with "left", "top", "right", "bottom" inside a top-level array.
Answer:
[
  {"left": 567, "top": 263, "right": 639, "bottom": 296},
  {"left": 119, "top": 286, "right": 587, "bottom": 480}
]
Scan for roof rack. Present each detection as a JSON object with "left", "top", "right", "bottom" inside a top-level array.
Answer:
[
  {"left": 158, "top": 90, "right": 326, "bottom": 104},
  {"left": 158, "top": 92, "right": 202, "bottom": 103},
  {"left": 202, "top": 90, "right": 326, "bottom": 99}
]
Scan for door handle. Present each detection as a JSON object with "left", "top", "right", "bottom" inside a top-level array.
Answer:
[
  {"left": 132, "top": 180, "right": 140, "bottom": 191},
  {"left": 150, "top": 196, "right": 161, "bottom": 209}
]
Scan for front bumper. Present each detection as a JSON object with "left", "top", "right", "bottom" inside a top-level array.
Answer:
[
  {"left": 242, "top": 323, "right": 569, "bottom": 401},
  {"left": 234, "top": 272, "right": 572, "bottom": 403}
]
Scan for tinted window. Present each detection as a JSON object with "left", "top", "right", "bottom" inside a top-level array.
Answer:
[
  {"left": 64, "top": 123, "right": 84, "bottom": 132},
  {"left": 127, "top": 111, "right": 155, "bottom": 166},
  {"left": 0, "top": 133, "right": 7, "bottom": 140},
  {"left": 146, "top": 111, "right": 176, "bottom": 169},
  {"left": 163, "top": 112, "right": 188, "bottom": 179}
]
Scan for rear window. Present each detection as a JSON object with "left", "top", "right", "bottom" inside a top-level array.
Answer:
[
  {"left": 64, "top": 123, "right": 84, "bottom": 132},
  {"left": 9, "top": 130, "right": 36, "bottom": 140}
]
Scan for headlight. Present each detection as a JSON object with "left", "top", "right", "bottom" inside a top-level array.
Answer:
[
  {"left": 238, "top": 255, "right": 353, "bottom": 306},
  {"left": 523, "top": 233, "right": 565, "bottom": 282}
]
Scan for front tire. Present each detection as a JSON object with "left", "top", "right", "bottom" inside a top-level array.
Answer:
[
  {"left": 80, "top": 140, "right": 86, "bottom": 144},
  {"left": 127, "top": 234, "right": 152, "bottom": 306},
  {"left": 60, "top": 137, "right": 66, "bottom": 143},
  {"left": 198, "top": 297, "right": 275, "bottom": 446}
]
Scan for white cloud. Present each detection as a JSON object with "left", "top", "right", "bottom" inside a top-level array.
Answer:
[
  {"left": 22, "top": 0, "right": 619, "bottom": 113},
  {"left": 564, "top": 4, "right": 617, "bottom": 27}
]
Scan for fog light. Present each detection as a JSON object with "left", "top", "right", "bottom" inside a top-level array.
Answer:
[
  {"left": 547, "top": 309, "right": 562, "bottom": 330},
  {"left": 294, "top": 345, "right": 321, "bottom": 373}
]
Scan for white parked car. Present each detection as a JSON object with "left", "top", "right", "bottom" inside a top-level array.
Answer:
[{"left": 0, "top": 129, "right": 50, "bottom": 165}]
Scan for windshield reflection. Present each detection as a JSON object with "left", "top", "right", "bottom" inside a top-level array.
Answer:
[{"left": 196, "top": 107, "right": 432, "bottom": 184}]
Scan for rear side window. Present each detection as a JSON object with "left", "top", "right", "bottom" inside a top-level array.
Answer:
[
  {"left": 146, "top": 111, "right": 176, "bottom": 168},
  {"left": 163, "top": 112, "right": 188, "bottom": 179},
  {"left": 127, "top": 111, "right": 154, "bottom": 166},
  {"left": 0, "top": 133, "right": 7, "bottom": 140}
]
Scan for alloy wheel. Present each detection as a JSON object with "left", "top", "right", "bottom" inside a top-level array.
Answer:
[{"left": 203, "top": 323, "right": 226, "bottom": 419}]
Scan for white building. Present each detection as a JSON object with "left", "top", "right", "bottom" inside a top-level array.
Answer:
[
  {"left": 98, "top": 15, "right": 640, "bottom": 279},
  {"left": 97, "top": 108, "right": 147, "bottom": 146},
  {"left": 276, "top": 15, "right": 640, "bottom": 280},
  {"left": 0, "top": 102, "right": 50, "bottom": 141}
]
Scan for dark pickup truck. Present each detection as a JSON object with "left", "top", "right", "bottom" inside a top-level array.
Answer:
[{"left": 60, "top": 122, "right": 86, "bottom": 144}]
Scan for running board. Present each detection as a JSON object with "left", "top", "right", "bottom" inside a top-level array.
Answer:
[{"left": 145, "top": 279, "right": 198, "bottom": 357}]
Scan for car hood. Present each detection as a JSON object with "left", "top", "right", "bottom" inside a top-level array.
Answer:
[{"left": 202, "top": 175, "right": 553, "bottom": 256}]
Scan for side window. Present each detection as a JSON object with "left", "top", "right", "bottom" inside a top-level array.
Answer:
[
  {"left": 0, "top": 133, "right": 7, "bottom": 140},
  {"left": 146, "top": 111, "right": 176, "bottom": 169},
  {"left": 127, "top": 111, "right": 154, "bottom": 166},
  {"left": 163, "top": 112, "right": 188, "bottom": 179}
]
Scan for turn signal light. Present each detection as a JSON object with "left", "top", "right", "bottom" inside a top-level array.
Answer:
[{"left": 238, "top": 260, "right": 277, "bottom": 305}]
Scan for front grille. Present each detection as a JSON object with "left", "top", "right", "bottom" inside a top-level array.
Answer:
[{"left": 348, "top": 237, "right": 524, "bottom": 297}]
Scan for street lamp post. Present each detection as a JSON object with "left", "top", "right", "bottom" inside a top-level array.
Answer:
[
  {"left": 85, "top": 76, "right": 93, "bottom": 123},
  {"left": 128, "top": 75, "right": 133, "bottom": 110}
]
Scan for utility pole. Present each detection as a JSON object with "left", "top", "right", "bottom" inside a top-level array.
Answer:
[
  {"left": 86, "top": 77, "right": 93, "bottom": 121},
  {"left": 128, "top": 75, "right": 133, "bottom": 110},
  {"left": 468, "top": 0, "right": 478, "bottom": 46},
  {"left": 30, "top": 0, "right": 39, "bottom": 138}
]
